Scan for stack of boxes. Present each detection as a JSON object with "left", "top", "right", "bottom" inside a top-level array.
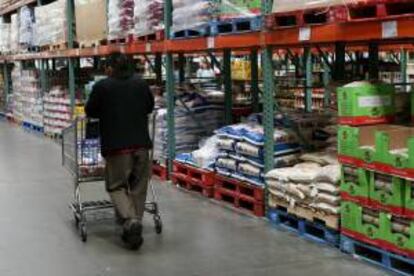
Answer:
[{"left": 338, "top": 81, "right": 414, "bottom": 259}]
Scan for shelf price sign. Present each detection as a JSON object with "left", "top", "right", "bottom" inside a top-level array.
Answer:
[
  {"left": 299, "top": 27, "right": 311, "bottom": 41},
  {"left": 207, "top": 37, "right": 215, "bottom": 49},
  {"left": 382, "top": 21, "right": 397, "bottom": 39}
]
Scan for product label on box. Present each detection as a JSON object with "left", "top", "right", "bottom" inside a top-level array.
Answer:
[{"left": 358, "top": 96, "right": 392, "bottom": 107}]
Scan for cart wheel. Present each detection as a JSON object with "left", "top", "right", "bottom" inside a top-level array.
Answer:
[
  {"left": 154, "top": 216, "right": 162, "bottom": 234},
  {"left": 80, "top": 224, "right": 87, "bottom": 242}
]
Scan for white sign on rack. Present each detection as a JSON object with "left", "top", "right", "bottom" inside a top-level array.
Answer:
[
  {"left": 382, "top": 21, "right": 398, "bottom": 39},
  {"left": 207, "top": 37, "right": 215, "bottom": 49},
  {"left": 299, "top": 27, "right": 311, "bottom": 41}
]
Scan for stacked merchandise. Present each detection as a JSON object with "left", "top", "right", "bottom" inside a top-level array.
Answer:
[
  {"left": 172, "top": 0, "right": 218, "bottom": 32},
  {"left": 19, "top": 6, "right": 35, "bottom": 50},
  {"left": 0, "top": 21, "right": 11, "bottom": 53},
  {"left": 338, "top": 81, "right": 414, "bottom": 260},
  {"left": 34, "top": 0, "right": 67, "bottom": 46},
  {"left": 11, "top": 64, "right": 43, "bottom": 127},
  {"left": 108, "top": 0, "right": 134, "bottom": 40},
  {"left": 134, "top": 0, "right": 164, "bottom": 37},
  {"left": 0, "top": 73, "right": 5, "bottom": 114},
  {"left": 266, "top": 153, "right": 341, "bottom": 218},
  {"left": 74, "top": 0, "right": 107, "bottom": 47},
  {"left": 10, "top": 13, "right": 19, "bottom": 52},
  {"left": 220, "top": 0, "right": 260, "bottom": 19},
  {"left": 154, "top": 89, "right": 225, "bottom": 164},
  {"left": 43, "top": 87, "right": 72, "bottom": 135},
  {"left": 271, "top": 0, "right": 355, "bottom": 13},
  {"left": 214, "top": 116, "right": 302, "bottom": 186}
]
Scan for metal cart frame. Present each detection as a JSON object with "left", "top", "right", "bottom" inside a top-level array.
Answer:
[{"left": 62, "top": 115, "right": 162, "bottom": 242}]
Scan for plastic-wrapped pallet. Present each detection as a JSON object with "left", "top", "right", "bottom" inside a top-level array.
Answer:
[
  {"left": 272, "top": 0, "right": 356, "bottom": 13},
  {"left": 11, "top": 63, "right": 43, "bottom": 127},
  {"left": 134, "top": 0, "right": 164, "bottom": 37},
  {"left": 34, "top": 0, "right": 67, "bottom": 46},
  {"left": 154, "top": 91, "right": 225, "bottom": 164},
  {"left": 10, "top": 13, "right": 19, "bottom": 52},
  {"left": 19, "top": 6, "right": 35, "bottom": 49},
  {"left": 220, "top": 0, "right": 260, "bottom": 19},
  {"left": 120, "top": 0, "right": 134, "bottom": 36},
  {"left": 43, "top": 87, "right": 73, "bottom": 135},
  {"left": 0, "top": 22, "right": 11, "bottom": 53},
  {"left": 266, "top": 153, "right": 341, "bottom": 216},
  {"left": 108, "top": 0, "right": 122, "bottom": 40},
  {"left": 172, "top": 0, "right": 218, "bottom": 32}
]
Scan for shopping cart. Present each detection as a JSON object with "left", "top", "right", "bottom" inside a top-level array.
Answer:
[{"left": 62, "top": 114, "right": 162, "bottom": 242}]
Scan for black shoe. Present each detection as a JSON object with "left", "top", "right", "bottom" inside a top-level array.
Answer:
[{"left": 122, "top": 221, "right": 143, "bottom": 251}]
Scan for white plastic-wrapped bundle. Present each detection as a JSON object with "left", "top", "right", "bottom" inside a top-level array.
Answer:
[
  {"left": 10, "top": 13, "right": 19, "bottom": 52},
  {"left": 220, "top": 0, "right": 260, "bottom": 19},
  {"left": 0, "top": 23, "right": 11, "bottom": 53},
  {"left": 120, "top": 0, "right": 134, "bottom": 35},
  {"left": 134, "top": 0, "right": 164, "bottom": 37},
  {"left": 19, "top": 6, "right": 35, "bottom": 47},
  {"left": 172, "top": 0, "right": 217, "bottom": 32},
  {"left": 34, "top": 0, "right": 67, "bottom": 46},
  {"left": 108, "top": 0, "right": 122, "bottom": 40},
  {"left": 272, "top": 0, "right": 357, "bottom": 13}
]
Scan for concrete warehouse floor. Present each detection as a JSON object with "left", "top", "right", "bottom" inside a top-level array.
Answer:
[{"left": 0, "top": 122, "right": 387, "bottom": 276}]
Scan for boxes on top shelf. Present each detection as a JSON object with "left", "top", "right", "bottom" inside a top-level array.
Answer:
[
  {"left": 337, "top": 81, "right": 395, "bottom": 125},
  {"left": 75, "top": 0, "right": 107, "bottom": 48}
]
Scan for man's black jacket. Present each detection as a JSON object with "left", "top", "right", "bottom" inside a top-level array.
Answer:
[{"left": 85, "top": 74, "right": 155, "bottom": 154}]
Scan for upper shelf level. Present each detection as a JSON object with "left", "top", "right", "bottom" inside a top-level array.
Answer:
[
  {"left": 0, "top": 0, "right": 36, "bottom": 15},
  {"left": 1, "top": 17, "right": 414, "bottom": 61}
]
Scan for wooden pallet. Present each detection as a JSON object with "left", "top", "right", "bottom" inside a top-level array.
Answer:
[
  {"left": 108, "top": 38, "right": 126, "bottom": 45},
  {"left": 79, "top": 39, "right": 107, "bottom": 49},
  {"left": 40, "top": 42, "right": 69, "bottom": 52},
  {"left": 268, "top": 207, "right": 340, "bottom": 247},
  {"left": 268, "top": 196, "right": 339, "bottom": 230},
  {"left": 341, "top": 235, "right": 414, "bottom": 276},
  {"left": 133, "top": 30, "right": 165, "bottom": 43}
]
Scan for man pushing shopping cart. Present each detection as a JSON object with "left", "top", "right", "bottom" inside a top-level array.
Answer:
[{"left": 85, "top": 52, "right": 155, "bottom": 250}]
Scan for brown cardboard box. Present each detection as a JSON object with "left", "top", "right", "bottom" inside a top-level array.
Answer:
[{"left": 75, "top": 0, "right": 107, "bottom": 46}]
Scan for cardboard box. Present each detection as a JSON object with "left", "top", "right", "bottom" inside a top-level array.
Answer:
[{"left": 75, "top": 0, "right": 107, "bottom": 45}]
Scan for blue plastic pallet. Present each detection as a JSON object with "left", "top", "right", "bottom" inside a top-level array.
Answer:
[
  {"left": 341, "top": 235, "right": 414, "bottom": 276},
  {"left": 210, "top": 16, "right": 262, "bottom": 35},
  {"left": 170, "top": 25, "right": 211, "bottom": 39},
  {"left": 267, "top": 208, "right": 339, "bottom": 247},
  {"left": 22, "top": 121, "right": 44, "bottom": 134}
]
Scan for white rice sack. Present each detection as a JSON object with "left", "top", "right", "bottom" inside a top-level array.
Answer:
[
  {"left": 316, "top": 193, "right": 341, "bottom": 206},
  {"left": 288, "top": 163, "right": 322, "bottom": 183},
  {"left": 300, "top": 152, "right": 339, "bottom": 166},
  {"left": 314, "top": 164, "right": 341, "bottom": 184},
  {"left": 296, "top": 184, "right": 313, "bottom": 198},
  {"left": 216, "top": 157, "right": 237, "bottom": 171},
  {"left": 265, "top": 167, "right": 294, "bottom": 182},
  {"left": 235, "top": 141, "right": 260, "bottom": 158},
  {"left": 267, "top": 179, "right": 284, "bottom": 190},
  {"left": 217, "top": 137, "right": 236, "bottom": 151},
  {"left": 238, "top": 162, "right": 262, "bottom": 177},
  {"left": 285, "top": 183, "right": 306, "bottom": 200},
  {"left": 315, "top": 182, "right": 339, "bottom": 195},
  {"left": 310, "top": 202, "right": 339, "bottom": 215}
]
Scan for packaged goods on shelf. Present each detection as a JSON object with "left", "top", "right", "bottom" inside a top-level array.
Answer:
[
  {"left": 214, "top": 118, "right": 302, "bottom": 186},
  {"left": 43, "top": 87, "right": 73, "bottom": 135},
  {"left": 19, "top": 6, "right": 35, "bottom": 48},
  {"left": 108, "top": 0, "right": 134, "bottom": 40},
  {"left": 175, "top": 135, "right": 220, "bottom": 169},
  {"left": 271, "top": 0, "right": 354, "bottom": 13},
  {"left": 0, "top": 22, "right": 11, "bottom": 53},
  {"left": 10, "top": 13, "right": 19, "bottom": 52},
  {"left": 337, "top": 81, "right": 395, "bottom": 125},
  {"left": 34, "top": 0, "right": 68, "bottom": 46},
  {"left": 266, "top": 152, "right": 341, "bottom": 215},
  {"left": 220, "top": 0, "right": 260, "bottom": 19},
  {"left": 0, "top": 73, "right": 4, "bottom": 113},
  {"left": 75, "top": 0, "right": 107, "bottom": 46},
  {"left": 172, "top": 0, "right": 218, "bottom": 32},
  {"left": 154, "top": 90, "right": 225, "bottom": 164},
  {"left": 11, "top": 63, "right": 43, "bottom": 127},
  {"left": 134, "top": 0, "right": 164, "bottom": 37},
  {"left": 231, "top": 59, "right": 262, "bottom": 81}
]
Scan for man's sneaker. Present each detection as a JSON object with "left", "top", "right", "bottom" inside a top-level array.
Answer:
[{"left": 122, "top": 220, "right": 143, "bottom": 251}]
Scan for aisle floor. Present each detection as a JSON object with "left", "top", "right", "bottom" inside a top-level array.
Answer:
[{"left": 0, "top": 123, "right": 386, "bottom": 276}]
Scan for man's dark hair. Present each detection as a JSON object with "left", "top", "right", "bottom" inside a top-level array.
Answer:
[{"left": 107, "top": 52, "right": 134, "bottom": 79}]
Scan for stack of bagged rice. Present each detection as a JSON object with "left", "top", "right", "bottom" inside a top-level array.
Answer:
[
  {"left": 154, "top": 90, "right": 224, "bottom": 164},
  {"left": 215, "top": 120, "right": 301, "bottom": 186},
  {"left": 266, "top": 152, "right": 341, "bottom": 216}
]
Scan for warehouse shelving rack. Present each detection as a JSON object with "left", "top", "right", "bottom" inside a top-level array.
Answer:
[{"left": 0, "top": 0, "right": 412, "bottom": 175}]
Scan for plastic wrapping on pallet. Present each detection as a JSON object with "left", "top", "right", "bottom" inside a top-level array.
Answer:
[
  {"left": 19, "top": 6, "right": 35, "bottom": 48},
  {"left": 75, "top": 0, "right": 107, "bottom": 45},
  {"left": 172, "top": 0, "right": 218, "bottom": 32},
  {"left": 272, "top": 0, "right": 357, "bottom": 13},
  {"left": 10, "top": 13, "right": 19, "bottom": 52},
  {"left": 34, "top": 0, "right": 67, "bottom": 46},
  {"left": 220, "top": 0, "right": 260, "bottom": 19},
  {"left": 134, "top": 0, "right": 164, "bottom": 37},
  {"left": 0, "top": 23, "right": 10, "bottom": 53},
  {"left": 11, "top": 63, "right": 43, "bottom": 127},
  {"left": 108, "top": 0, "right": 122, "bottom": 40}
]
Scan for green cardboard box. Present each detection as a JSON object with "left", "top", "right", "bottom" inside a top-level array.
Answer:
[
  {"left": 340, "top": 165, "right": 370, "bottom": 200},
  {"left": 370, "top": 172, "right": 406, "bottom": 210},
  {"left": 341, "top": 201, "right": 381, "bottom": 240},
  {"left": 380, "top": 213, "right": 414, "bottom": 252}
]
